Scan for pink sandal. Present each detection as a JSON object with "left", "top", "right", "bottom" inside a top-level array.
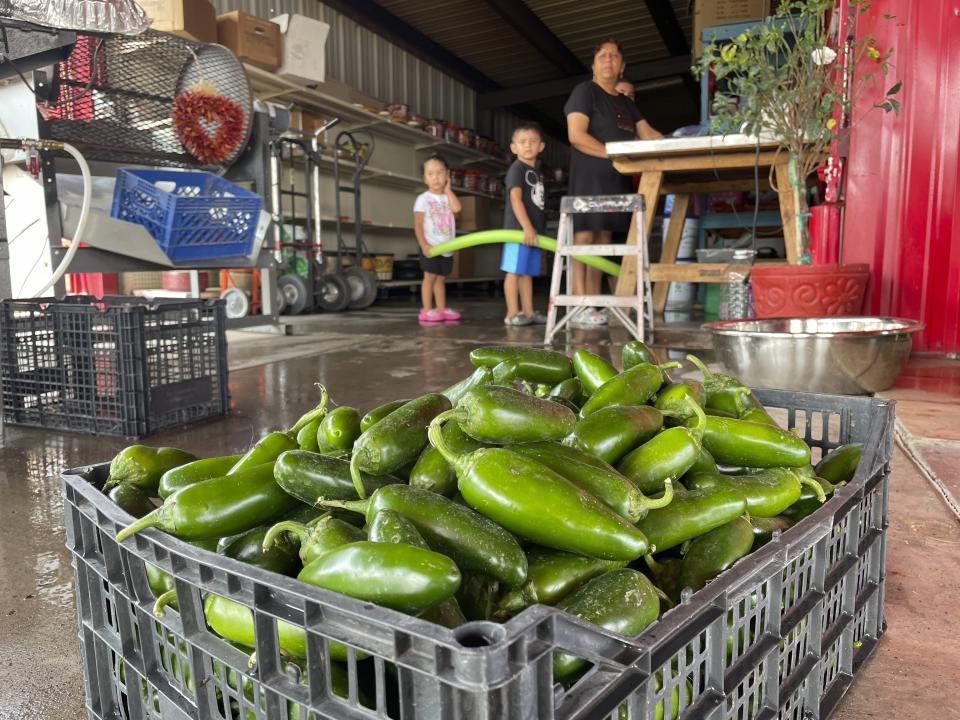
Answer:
[
  {"left": 418, "top": 309, "right": 443, "bottom": 323},
  {"left": 438, "top": 308, "right": 461, "bottom": 321}
]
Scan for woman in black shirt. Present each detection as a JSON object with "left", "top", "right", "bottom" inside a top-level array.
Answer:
[{"left": 564, "top": 38, "right": 662, "bottom": 326}]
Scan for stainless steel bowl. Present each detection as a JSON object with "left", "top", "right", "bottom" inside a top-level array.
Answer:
[{"left": 704, "top": 317, "right": 924, "bottom": 395}]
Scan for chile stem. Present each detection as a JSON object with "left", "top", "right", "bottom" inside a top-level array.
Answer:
[
  {"left": 349, "top": 453, "right": 367, "bottom": 500},
  {"left": 115, "top": 507, "right": 163, "bottom": 542},
  {"left": 641, "top": 478, "right": 675, "bottom": 511},
  {"left": 686, "top": 354, "right": 713, "bottom": 383},
  {"left": 687, "top": 396, "right": 707, "bottom": 446},
  {"left": 799, "top": 476, "right": 827, "bottom": 503},
  {"left": 427, "top": 410, "right": 465, "bottom": 467},
  {"left": 153, "top": 589, "right": 178, "bottom": 618},
  {"left": 262, "top": 521, "right": 310, "bottom": 551},
  {"left": 316, "top": 496, "right": 369, "bottom": 516},
  {"left": 288, "top": 385, "right": 329, "bottom": 434}
]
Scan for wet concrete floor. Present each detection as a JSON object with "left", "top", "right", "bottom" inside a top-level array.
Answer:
[{"left": 0, "top": 295, "right": 957, "bottom": 718}]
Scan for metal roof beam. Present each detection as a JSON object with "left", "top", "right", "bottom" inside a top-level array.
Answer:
[
  {"left": 642, "top": 0, "right": 690, "bottom": 55},
  {"left": 478, "top": 56, "right": 693, "bottom": 110},
  {"left": 479, "top": 0, "right": 586, "bottom": 76},
  {"left": 317, "top": 0, "right": 500, "bottom": 92}
]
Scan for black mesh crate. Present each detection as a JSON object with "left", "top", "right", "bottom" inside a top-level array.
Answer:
[
  {"left": 1, "top": 296, "right": 227, "bottom": 438},
  {"left": 61, "top": 389, "right": 893, "bottom": 719}
]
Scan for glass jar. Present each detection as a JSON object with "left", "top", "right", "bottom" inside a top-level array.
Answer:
[
  {"left": 424, "top": 121, "right": 443, "bottom": 138},
  {"left": 449, "top": 167, "right": 465, "bottom": 188},
  {"left": 458, "top": 128, "right": 476, "bottom": 148},
  {"left": 444, "top": 124, "right": 459, "bottom": 143}
]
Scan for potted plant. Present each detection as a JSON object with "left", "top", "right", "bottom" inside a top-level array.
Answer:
[{"left": 698, "top": 0, "right": 900, "bottom": 317}]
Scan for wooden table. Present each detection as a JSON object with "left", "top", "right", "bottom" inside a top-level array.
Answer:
[{"left": 606, "top": 135, "right": 801, "bottom": 313}]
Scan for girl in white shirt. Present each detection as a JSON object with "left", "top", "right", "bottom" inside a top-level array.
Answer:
[{"left": 413, "top": 155, "right": 462, "bottom": 322}]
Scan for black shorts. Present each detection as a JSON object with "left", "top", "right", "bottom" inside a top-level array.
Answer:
[{"left": 419, "top": 251, "right": 454, "bottom": 276}]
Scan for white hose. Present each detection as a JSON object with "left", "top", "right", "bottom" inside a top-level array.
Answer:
[{"left": 31, "top": 141, "right": 91, "bottom": 297}]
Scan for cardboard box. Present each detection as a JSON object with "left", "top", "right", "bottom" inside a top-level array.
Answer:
[
  {"left": 271, "top": 14, "right": 331, "bottom": 85},
  {"left": 693, "top": 0, "right": 771, "bottom": 58},
  {"left": 457, "top": 196, "right": 492, "bottom": 233},
  {"left": 217, "top": 11, "right": 282, "bottom": 71},
  {"left": 450, "top": 247, "right": 475, "bottom": 280},
  {"left": 289, "top": 109, "right": 328, "bottom": 135},
  {"left": 140, "top": 0, "right": 217, "bottom": 44}
]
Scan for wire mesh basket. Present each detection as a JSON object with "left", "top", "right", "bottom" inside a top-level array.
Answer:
[{"left": 38, "top": 30, "right": 252, "bottom": 171}]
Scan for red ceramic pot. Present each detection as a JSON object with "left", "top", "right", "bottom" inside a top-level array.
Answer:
[{"left": 751, "top": 264, "right": 870, "bottom": 318}]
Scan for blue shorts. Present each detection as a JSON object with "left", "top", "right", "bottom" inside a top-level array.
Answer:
[{"left": 500, "top": 243, "right": 542, "bottom": 277}]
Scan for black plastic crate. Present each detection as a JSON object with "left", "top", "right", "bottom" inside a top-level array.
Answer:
[
  {"left": 61, "top": 390, "right": 893, "bottom": 719},
  {"left": 1, "top": 296, "right": 228, "bottom": 438}
]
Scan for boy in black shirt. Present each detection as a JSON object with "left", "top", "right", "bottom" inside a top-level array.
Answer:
[{"left": 501, "top": 123, "right": 547, "bottom": 326}]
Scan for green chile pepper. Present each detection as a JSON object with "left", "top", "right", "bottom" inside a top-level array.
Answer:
[
  {"left": 229, "top": 431, "right": 298, "bottom": 475},
  {"left": 263, "top": 515, "right": 365, "bottom": 565},
  {"left": 549, "top": 377, "right": 584, "bottom": 406},
  {"left": 686, "top": 355, "right": 762, "bottom": 417},
  {"left": 350, "top": 393, "right": 451, "bottom": 498},
  {"left": 750, "top": 516, "right": 793, "bottom": 549},
  {"left": 367, "top": 509, "right": 428, "bottom": 548},
  {"left": 617, "top": 399, "right": 706, "bottom": 495},
  {"left": 116, "top": 462, "right": 298, "bottom": 542},
  {"left": 497, "top": 548, "right": 625, "bottom": 618},
  {"left": 684, "top": 447, "right": 719, "bottom": 479},
  {"left": 360, "top": 399, "right": 409, "bottom": 432},
  {"left": 815, "top": 443, "right": 863, "bottom": 485},
  {"left": 686, "top": 468, "right": 825, "bottom": 517},
  {"left": 298, "top": 541, "right": 460, "bottom": 614},
  {"left": 203, "top": 593, "right": 357, "bottom": 662},
  {"left": 508, "top": 441, "right": 674, "bottom": 522},
  {"left": 469, "top": 345, "right": 574, "bottom": 385},
  {"left": 579, "top": 362, "right": 680, "bottom": 417},
  {"left": 565, "top": 404, "right": 664, "bottom": 465},
  {"left": 456, "top": 573, "right": 500, "bottom": 622},
  {"left": 622, "top": 340, "right": 658, "bottom": 370},
  {"left": 221, "top": 525, "right": 300, "bottom": 576},
  {"left": 274, "top": 450, "right": 398, "bottom": 505},
  {"left": 655, "top": 381, "right": 706, "bottom": 422},
  {"left": 692, "top": 415, "right": 811, "bottom": 468},
  {"left": 409, "top": 419, "right": 484, "bottom": 497},
  {"left": 636, "top": 486, "right": 748, "bottom": 553},
  {"left": 492, "top": 359, "right": 521, "bottom": 386},
  {"left": 442, "top": 367, "right": 493, "bottom": 406},
  {"left": 572, "top": 349, "right": 617, "bottom": 395},
  {"left": 733, "top": 388, "right": 779, "bottom": 426},
  {"left": 430, "top": 423, "right": 650, "bottom": 561},
  {"left": 323, "top": 484, "right": 527, "bottom": 587},
  {"left": 781, "top": 476, "right": 838, "bottom": 522},
  {"left": 287, "top": 386, "right": 330, "bottom": 434},
  {"left": 678, "top": 516, "right": 755, "bottom": 593},
  {"left": 436, "top": 385, "right": 576, "bottom": 445},
  {"left": 420, "top": 597, "right": 467, "bottom": 628},
  {"left": 296, "top": 418, "right": 322, "bottom": 452},
  {"left": 108, "top": 483, "right": 156, "bottom": 518},
  {"left": 553, "top": 569, "right": 660, "bottom": 682},
  {"left": 216, "top": 503, "right": 321, "bottom": 552},
  {"left": 106, "top": 445, "right": 197, "bottom": 492},
  {"left": 321, "top": 406, "right": 362, "bottom": 451},
  {"left": 643, "top": 554, "right": 683, "bottom": 605},
  {"left": 158, "top": 455, "right": 243, "bottom": 499}
]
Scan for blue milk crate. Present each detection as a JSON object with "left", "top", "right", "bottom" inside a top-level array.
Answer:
[{"left": 111, "top": 169, "right": 263, "bottom": 263}]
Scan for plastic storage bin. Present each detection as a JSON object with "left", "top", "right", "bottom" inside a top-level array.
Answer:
[
  {"left": 61, "top": 389, "right": 893, "bottom": 719},
  {"left": 1, "top": 296, "right": 228, "bottom": 438},
  {"left": 111, "top": 169, "right": 263, "bottom": 263}
]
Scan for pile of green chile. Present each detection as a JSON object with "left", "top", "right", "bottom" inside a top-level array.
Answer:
[{"left": 108, "top": 344, "right": 863, "bottom": 692}]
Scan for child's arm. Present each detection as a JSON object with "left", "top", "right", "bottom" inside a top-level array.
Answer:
[
  {"left": 509, "top": 187, "right": 538, "bottom": 246},
  {"left": 444, "top": 176, "right": 462, "bottom": 214},
  {"left": 414, "top": 212, "right": 431, "bottom": 255}
]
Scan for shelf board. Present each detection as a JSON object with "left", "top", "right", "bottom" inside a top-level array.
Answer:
[
  {"left": 413, "top": 138, "right": 510, "bottom": 171},
  {"left": 455, "top": 186, "right": 504, "bottom": 202},
  {"left": 52, "top": 246, "right": 276, "bottom": 274}
]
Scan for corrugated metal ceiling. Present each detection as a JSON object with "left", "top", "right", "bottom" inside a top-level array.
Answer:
[{"left": 374, "top": 0, "right": 692, "bottom": 88}]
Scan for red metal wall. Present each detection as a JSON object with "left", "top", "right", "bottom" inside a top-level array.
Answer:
[{"left": 842, "top": 0, "right": 960, "bottom": 353}]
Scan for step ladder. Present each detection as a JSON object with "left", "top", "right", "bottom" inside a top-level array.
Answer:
[{"left": 544, "top": 194, "right": 653, "bottom": 344}]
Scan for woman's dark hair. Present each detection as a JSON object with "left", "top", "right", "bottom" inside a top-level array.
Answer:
[
  {"left": 592, "top": 38, "right": 625, "bottom": 59},
  {"left": 422, "top": 153, "right": 448, "bottom": 172}
]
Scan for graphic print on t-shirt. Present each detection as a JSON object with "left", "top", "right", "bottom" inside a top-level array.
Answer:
[
  {"left": 425, "top": 196, "right": 454, "bottom": 242},
  {"left": 526, "top": 169, "right": 545, "bottom": 211}
]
